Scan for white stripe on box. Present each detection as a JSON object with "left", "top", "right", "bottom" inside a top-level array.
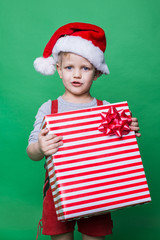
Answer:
[
  {"left": 63, "top": 130, "right": 135, "bottom": 141},
  {"left": 46, "top": 156, "right": 52, "bottom": 161},
  {"left": 47, "top": 110, "right": 130, "bottom": 132},
  {"left": 53, "top": 175, "right": 147, "bottom": 200},
  {"left": 53, "top": 157, "right": 142, "bottom": 178},
  {"left": 58, "top": 191, "right": 150, "bottom": 213},
  {"left": 57, "top": 169, "right": 144, "bottom": 191},
  {"left": 53, "top": 177, "right": 146, "bottom": 197},
  {"left": 55, "top": 139, "right": 137, "bottom": 156},
  {"left": 53, "top": 163, "right": 143, "bottom": 182},
  {"left": 52, "top": 151, "right": 140, "bottom": 167},
  {"left": 54, "top": 145, "right": 139, "bottom": 162},
  {"left": 53, "top": 174, "right": 146, "bottom": 200},
  {"left": 58, "top": 197, "right": 151, "bottom": 220},
  {"left": 48, "top": 123, "right": 103, "bottom": 134},
  {"left": 47, "top": 168, "right": 55, "bottom": 178},
  {"left": 55, "top": 163, "right": 142, "bottom": 184},
  {"left": 48, "top": 172, "right": 56, "bottom": 183},
  {"left": 49, "top": 116, "right": 101, "bottom": 128},
  {"left": 61, "top": 134, "right": 135, "bottom": 148},
  {"left": 48, "top": 110, "right": 130, "bottom": 129},
  {"left": 45, "top": 103, "right": 129, "bottom": 121},
  {"left": 55, "top": 184, "right": 149, "bottom": 207},
  {"left": 54, "top": 156, "right": 141, "bottom": 171}
]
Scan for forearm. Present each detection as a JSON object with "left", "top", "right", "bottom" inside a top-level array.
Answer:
[{"left": 27, "top": 142, "right": 44, "bottom": 161}]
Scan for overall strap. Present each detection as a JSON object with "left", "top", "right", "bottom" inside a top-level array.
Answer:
[
  {"left": 51, "top": 99, "right": 103, "bottom": 113},
  {"left": 96, "top": 99, "right": 103, "bottom": 106},
  {"left": 51, "top": 99, "right": 58, "bottom": 114}
]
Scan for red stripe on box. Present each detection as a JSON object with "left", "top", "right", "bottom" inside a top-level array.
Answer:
[
  {"left": 42, "top": 122, "right": 46, "bottom": 129},
  {"left": 49, "top": 126, "right": 98, "bottom": 136},
  {"left": 54, "top": 153, "right": 141, "bottom": 167},
  {"left": 55, "top": 167, "right": 143, "bottom": 188},
  {"left": 53, "top": 172, "right": 145, "bottom": 199},
  {"left": 49, "top": 111, "right": 130, "bottom": 130},
  {"left": 55, "top": 172, "right": 145, "bottom": 195},
  {"left": 57, "top": 194, "right": 151, "bottom": 217},
  {"left": 48, "top": 113, "right": 103, "bottom": 125},
  {"left": 48, "top": 108, "right": 130, "bottom": 125},
  {"left": 54, "top": 180, "right": 147, "bottom": 204},
  {"left": 59, "top": 135, "right": 136, "bottom": 152},
  {"left": 48, "top": 173, "right": 59, "bottom": 194},
  {"left": 63, "top": 133, "right": 135, "bottom": 145},
  {"left": 54, "top": 148, "right": 140, "bottom": 166},
  {"left": 55, "top": 163, "right": 143, "bottom": 181},
  {"left": 59, "top": 188, "right": 150, "bottom": 209},
  {"left": 55, "top": 141, "right": 138, "bottom": 159},
  {"left": 45, "top": 102, "right": 129, "bottom": 118},
  {"left": 49, "top": 114, "right": 100, "bottom": 124},
  {"left": 51, "top": 119, "right": 102, "bottom": 131},
  {"left": 46, "top": 160, "right": 62, "bottom": 217},
  {"left": 54, "top": 149, "right": 140, "bottom": 171},
  {"left": 55, "top": 158, "right": 143, "bottom": 173},
  {"left": 55, "top": 161, "right": 142, "bottom": 174}
]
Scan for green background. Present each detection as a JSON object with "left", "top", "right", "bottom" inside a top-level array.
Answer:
[{"left": 0, "top": 0, "right": 160, "bottom": 239}]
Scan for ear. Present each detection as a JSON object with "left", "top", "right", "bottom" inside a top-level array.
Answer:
[
  {"left": 56, "top": 63, "right": 62, "bottom": 79},
  {"left": 93, "top": 70, "right": 102, "bottom": 81}
]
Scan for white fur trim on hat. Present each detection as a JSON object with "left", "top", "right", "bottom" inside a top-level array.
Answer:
[
  {"left": 34, "top": 56, "right": 56, "bottom": 75},
  {"left": 52, "top": 36, "right": 110, "bottom": 74}
]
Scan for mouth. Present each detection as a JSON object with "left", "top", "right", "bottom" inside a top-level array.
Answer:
[{"left": 71, "top": 81, "right": 82, "bottom": 87}]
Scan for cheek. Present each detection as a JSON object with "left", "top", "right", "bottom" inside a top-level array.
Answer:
[
  {"left": 84, "top": 79, "right": 94, "bottom": 89},
  {"left": 63, "top": 72, "right": 71, "bottom": 81},
  {"left": 85, "top": 72, "right": 95, "bottom": 83},
  {"left": 62, "top": 73, "right": 71, "bottom": 85},
  {"left": 57, "top": 65, "right": 63, "bottom": 79}
]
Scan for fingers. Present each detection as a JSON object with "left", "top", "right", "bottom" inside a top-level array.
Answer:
[
  {"left": 130, "top": 117, "right": 141, "bottom": 137},
  {"left": 130, "top": 125, "right": 140, "bottom": 133},
  {"left": 39, "top": 129, "right": 63, "bottom": 143},
  {"left": 131, "top": 117, "right": 138, "bottom": 123},
  {"left": 40, "top": 129, "right": 63, "bottom": 142},
  {"left": 42, "top": 139, "right": 63, "bottom": 156},
  {"left": 40, "top": 128, "right": 49, "bottom": 136},
  {"left": 135, "top": 132, "right": 141, "bottom": 137},
  {"left": 45, "top": 133, "right": 63, "bottom": 142},
  {"left": 38, "top": 129, "right": 63, "bottom": 156}
]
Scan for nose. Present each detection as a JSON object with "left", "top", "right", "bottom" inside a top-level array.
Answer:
[{"left": 73, "top": 68, "right": 81, "bottom": 78}]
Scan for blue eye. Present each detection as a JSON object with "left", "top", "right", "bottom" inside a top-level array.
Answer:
[
  {"left": 66, "top": 66, "right": 72, "bottom": 70},
  {"left": 83, "top": 67, "right": 89, "bottom": 71}
]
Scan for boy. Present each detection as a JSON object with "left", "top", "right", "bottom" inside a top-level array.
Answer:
[{"left": 27, "top": 22, "right": 140, "bottom": 240}]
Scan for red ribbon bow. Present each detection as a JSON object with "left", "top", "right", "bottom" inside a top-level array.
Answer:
[{"left": 98, "top": 106, "right": 132, "bottom": 137}]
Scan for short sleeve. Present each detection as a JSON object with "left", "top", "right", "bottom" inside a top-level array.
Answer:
[
  {"left": 28, "top": 100, "right": 51, "bottom": 145},
  {"left": 103, "top": 100, "right": 110, "bottom": 105}
]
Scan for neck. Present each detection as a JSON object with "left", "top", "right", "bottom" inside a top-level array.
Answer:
[{"left": 62, "top": 93, "right": 94, "bottom": 104}]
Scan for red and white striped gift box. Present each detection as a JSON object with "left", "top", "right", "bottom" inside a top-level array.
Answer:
[{"left": 42, "top": 101, "right": 151, "bottom": 221}]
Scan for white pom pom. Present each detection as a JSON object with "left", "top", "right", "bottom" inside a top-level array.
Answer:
[{"left": 34, "top": 57, "right": 56, "bottom": 75}]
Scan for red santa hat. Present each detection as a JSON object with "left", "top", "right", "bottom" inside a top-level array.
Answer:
[{"left": 34, "top": 22, "right": 110, "bottom": 75}]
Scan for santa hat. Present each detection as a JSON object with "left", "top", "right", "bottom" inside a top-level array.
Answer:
[{"left": 34, "top": 22, "right": 109, "bottom": 75}]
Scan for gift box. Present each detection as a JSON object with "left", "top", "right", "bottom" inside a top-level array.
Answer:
[{"left": 42, "top": 101, "right": 151, "bottom": 221}]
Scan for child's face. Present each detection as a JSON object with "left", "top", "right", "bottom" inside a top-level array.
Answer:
[{"left": 57, "top": 53, "right": 99, "bottom": 99}]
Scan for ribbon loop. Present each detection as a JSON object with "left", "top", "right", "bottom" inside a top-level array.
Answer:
[{"left": 98, "top": 106, "right": 132, "bottom": 137}]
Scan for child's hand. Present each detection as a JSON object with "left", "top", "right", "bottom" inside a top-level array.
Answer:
[
  {"left": 38, "top": 129, "right": 63, "bottom": 156},
  {"left": 130, "top": 112, "right": 141, "bottom": 137}
]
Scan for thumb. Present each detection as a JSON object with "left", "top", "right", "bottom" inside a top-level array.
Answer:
[{"left": 40, "top": 128, "right": 49, "bottom": 136}]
